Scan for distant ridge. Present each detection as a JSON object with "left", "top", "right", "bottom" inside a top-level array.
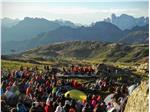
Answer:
[
  {"left": 104, "top": 14, "right": 149, "bottom": 30},
  {"left": 1, "top": 17, "right": 77, "bottom": 42}
]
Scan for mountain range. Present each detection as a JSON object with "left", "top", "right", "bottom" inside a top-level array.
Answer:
[
  {"left": 1, "top": 14, "right": 149, "bottom": 54},
  {"left": 1, "top": 17, "right": 77, "bottom": 42},
  {"left": 1, "top": 17, "right": 20, "bottom": 28},
  {"left": 104, "top": 14, "right": 149, "bottom": 30}
]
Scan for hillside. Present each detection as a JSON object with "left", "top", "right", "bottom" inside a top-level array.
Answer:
[
  {"left": 119, "top": 25, "right": 149, "bottom": 44},
  {"left": 6, "top": 41, "right": 148, "bottom": 64},
  {"left": 119, "top": 31, "right": 148, "bottom": 44}
]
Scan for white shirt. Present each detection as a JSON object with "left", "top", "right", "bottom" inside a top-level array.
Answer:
[{"left": 55, "top": 105, "right": 63, "bottom": 112}]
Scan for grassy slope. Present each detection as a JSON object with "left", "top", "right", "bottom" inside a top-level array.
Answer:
[
  {"left": 18, "top": 41, "right": 148, "bottom": 64},
  {"left": 2, "top": 41, "right": 148, "bottom": 75},
  {"left": 1, "top": 60, "right": 42, "bottom": 71}
]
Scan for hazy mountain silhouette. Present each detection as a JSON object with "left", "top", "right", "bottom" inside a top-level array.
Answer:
[
  {"left": 1, "top": 14, "right": 149, "bottom": 54},
  {"left": 104, "top": 14, "right": 149, "bottom": 30},
  {"left": 1, "top": 17, "right": 20, "bottom": 28},
  {"left": 2, "top": 22, "right": 148, "bottom": 54},
  {"left": 1, "top": 17, "right": 77, "bottom": 42}
]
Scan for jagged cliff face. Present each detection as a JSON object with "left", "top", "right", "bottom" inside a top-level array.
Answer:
[{"left": 124, "top": 81, "right": 149, "bottom": 112}]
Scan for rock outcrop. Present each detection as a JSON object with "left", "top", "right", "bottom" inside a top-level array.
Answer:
[
  {"left": 124, "top": 80, "right": 148, "bottom": 112},
  {"left": 96, "top": 63, "right": 134, "bottom": 79}
]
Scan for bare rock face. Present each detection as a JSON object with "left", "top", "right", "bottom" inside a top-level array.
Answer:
[
  {"left": 124, "top": 81, "right": 148, "bottom": 112},
  {"left": 96, "top": 63, "right": 133, "bottom": 79}
]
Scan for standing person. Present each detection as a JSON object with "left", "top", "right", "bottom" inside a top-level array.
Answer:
[
  {"left": 69, "top": 100, "right": 77, "bottom": 112},
  {"left": 16, "top": 102, "right": 27, "bottom": 112},
  {"left": 26, "top": 85, "right": 32, "bottom": 98},
  {"left": 82, "top": 103, "right": 91, "bottom": 112},
  {"left": 63, "top": 100, "right": 70, "bottom": 112},
  {"left": 91, "top": 95, "right": 97, "bottom": 110},
  {"left": 69, "top": 105, "right": 76, "bottom": 112},
  {"left": 93, "top": 104, "right": 101, "bottom": 112},
  {"left": 75, "top": 100, "right": 82, "bottom": 112},
  {"left": 29, "top": 103, "right": 37, "bottom": 112},
  {"left": 45, "top": 103, "right": 53, "bottom": 112},
  {"left": 55, "top": 102, "right": 63, "bottom": 112}
]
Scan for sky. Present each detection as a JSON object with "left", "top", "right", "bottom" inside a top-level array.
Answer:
[{"left": 1, "top": 0, "right": 149, "bottom": 25}]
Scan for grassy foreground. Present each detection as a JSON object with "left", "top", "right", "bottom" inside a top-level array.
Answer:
[{"left": 1, "top": 60, "right": 42, "bottom": 71}]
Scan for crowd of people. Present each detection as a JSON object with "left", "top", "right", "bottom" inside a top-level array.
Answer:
[
  {"left": 1, "top": 65, "right": 135, "bottom": 112},
  {"left": 63, "top": 65, "right": 96, "bottom": 75}
]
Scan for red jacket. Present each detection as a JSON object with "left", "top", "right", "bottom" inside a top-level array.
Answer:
[{"left": 44, "top": 105, "right": 53, "bottom": 112}]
